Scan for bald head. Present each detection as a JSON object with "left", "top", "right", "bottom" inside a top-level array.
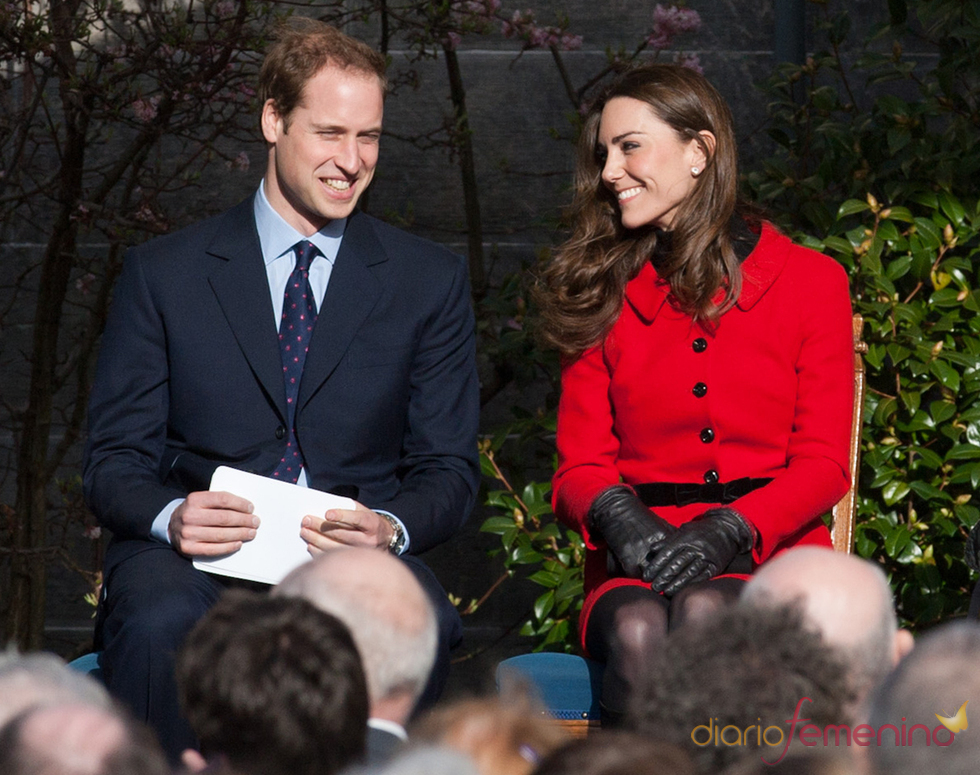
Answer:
[
  {"left": 275, "top": 548, "right": 437, "bottom": 720},
  {"left": 742, "top": 548, "right": 912, "bottom": 707}
]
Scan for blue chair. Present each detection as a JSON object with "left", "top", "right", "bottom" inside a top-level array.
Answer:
[
  {"left": 495, "top": 652, "right": 604, "bottom": 735},
  {"left": 67, "top": 651, "right": 104, "bottom": 683}
]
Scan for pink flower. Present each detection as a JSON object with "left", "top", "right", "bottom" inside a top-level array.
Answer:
[
  {"left": 647, "top": 4, "right": 701, "bottom": 50},
  {"left": 75, "top": 272, "right": 96, "bottom": 295},
  {"left": 229, "top": 151, "right": 250, "bottom": 171},
  {"left": 675, "top": 52, "right": 703, "bottom": 73},
  {"left": 83, "top": 525, "right": 102, "bottom": 540},
  {"left": 131, "top": 95, "right": 160, "bottom": 123},
  {"left": 443, "top": 31, "right": 462, "bottom": 50}
]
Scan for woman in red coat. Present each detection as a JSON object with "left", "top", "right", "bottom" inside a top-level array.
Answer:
[{"left": 536, "top": 64, "right": 853, "bottom": 721}]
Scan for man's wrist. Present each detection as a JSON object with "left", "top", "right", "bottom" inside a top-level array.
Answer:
[{"left": 375, "top": 510, "right": 407, "bottom": 555}]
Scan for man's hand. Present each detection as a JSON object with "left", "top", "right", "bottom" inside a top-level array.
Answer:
[
  {"left": 300, "top": 501, "right": 393, "bottom": 556},
  {"left": 168, "top": 490, "right": 259, "bottom": 557}
]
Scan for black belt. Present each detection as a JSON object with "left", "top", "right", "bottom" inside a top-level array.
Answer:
[{"left": 634, "top": 477, "right": 773, "bottom": 508}]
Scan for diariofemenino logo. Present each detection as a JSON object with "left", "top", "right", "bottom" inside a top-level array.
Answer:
[{"left": 689, "top": 697, "right": 966, "bottom": 766}]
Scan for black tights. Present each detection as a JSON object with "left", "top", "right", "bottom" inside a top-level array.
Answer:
[{"left": 584, "top": 578, "right": 745, "bottom": 722}]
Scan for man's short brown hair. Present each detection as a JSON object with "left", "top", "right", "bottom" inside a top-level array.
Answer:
[{"left": 258, "top": 18, "right": 388, "bottom": 126}]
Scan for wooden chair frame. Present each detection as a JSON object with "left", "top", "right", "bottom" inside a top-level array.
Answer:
[{"left": 830, "top": 313, "right": 867, "bottom": 554}]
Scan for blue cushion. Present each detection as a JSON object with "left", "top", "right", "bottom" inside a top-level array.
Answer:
[
  {"left": 67, "top": 652, "right": 103, "bottom": 683},
  {"left": 496, "top": 653, "right": 604, "bottom": 721}
]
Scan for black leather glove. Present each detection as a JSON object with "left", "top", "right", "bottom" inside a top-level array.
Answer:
[
  {"left": 588, "top": 485, "right": 677, "bottom": 579},
  {"left": 642, "top": 507, "right": 754, "bottom": 596}
]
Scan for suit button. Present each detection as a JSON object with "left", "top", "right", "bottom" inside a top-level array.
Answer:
[
  {"left": 275, "top": 425, "right": 286, "bottom": 440},
  {"left": 692, "top": 337, "right": 708, "bottom": 353},
  {"left": 693, "top": 382, "right": 708, "bottom": 398},
  {"left": 704, "top": 469, "right": 719, "bottom": 484},
  {"left": 700, "top": 427, "right": 715, "bottom": 443}
]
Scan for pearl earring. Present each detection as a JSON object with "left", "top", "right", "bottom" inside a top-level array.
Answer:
[{"left": 692, "top": 166, "right": 701, "bottom": 176}]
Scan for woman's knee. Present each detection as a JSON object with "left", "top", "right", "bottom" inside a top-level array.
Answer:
[
  {"left": 669, "top": 578, "right": 745, "bottom": 630},
  {"left": 609, "top": 599, "right": 669, "bottom": 655}
]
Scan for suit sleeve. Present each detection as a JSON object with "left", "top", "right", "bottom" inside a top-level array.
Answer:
[
  {"left": 733, "top": 258, "right": 854, "bottom": 562},
  {"left": 83, "top": 248, "right": 186, "bottom": 541},
  {"left": 371, "top": 254, "right": 480, "bottom": 555},
  {"left": 552, "top": 345, "right": 622, "bottom": 549}
]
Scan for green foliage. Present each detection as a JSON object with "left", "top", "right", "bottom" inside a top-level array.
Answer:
[
  {"left": 806, "top": 191, "right": 980, "bottom": 627},
  {"left": 745, "top": 0, "right": 980, "bottom": 238},
  {"left": 749, "top": 0, "right": 980, "bottom": 627},
  {"left": 479, "top": 428, "right": 586, "bottom": 652}
]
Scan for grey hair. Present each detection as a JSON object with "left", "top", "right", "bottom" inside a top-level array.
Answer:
[
  {"left": 0, "top": 649, "right": 112, "bottom": 728},
  {"left": 276, "top": 566, "right": 437, "bottom": 705}
]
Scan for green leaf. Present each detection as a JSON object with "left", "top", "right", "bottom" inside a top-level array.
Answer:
[
  {"left": 929, "top": 360, "right": 961, "bottom": 392},
  {"left": 480, "top": 454, "right": 498, "bottom": 478},
  {"left": 889, "top": 345, "right": 912, "bottom": 366},
  {"left": 533, "top": 590, "right": 555, "bottom": 622},
  {"left": 528, "top": 570, "right": 561, "bottom": 588},
  {"left": 946, "top": 444, "right": 980, "bottom": 461},
  {"left": 913, "top": 217, "right": 943, "bottom": 250},
  {"left": 907, "top": 481, "right": 950, "bottom": 502},
  {"left": 938, "top": 190, "right": 966, "bottom": 225},
  {"left": 837, "top": 199, "right": 870, "bottom": 218},
  {"left": 885, "top": 525, "right": 912, "bottom": 556},
  {"left": 882, "top": 480, "right": 911, "bottom": 505},
  {"left": 480, "top": 516, "right": 517, "bottom": 535},
  {"left": 886, "top": 206, "right": 914, "bottom": 223},
  {"left": 911, "top": 446, "right": 943, "bottom": 470},
  {"left": 929, "top": 400, "right": 956, "bottom": 425}
]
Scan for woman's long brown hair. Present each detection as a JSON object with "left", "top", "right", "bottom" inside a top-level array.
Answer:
[{"left": 535, "top": 64, "right": 747, "bottom": 359}]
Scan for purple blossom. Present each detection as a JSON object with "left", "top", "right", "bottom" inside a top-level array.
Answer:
[
  {"left": 502, "top": 9, "right": 534, "bottom": 38},
  {"left": 443, "top": 31, "right": 462, "bottom": 50},
  {"left": 229, "top": 151, "right": 250, "bottom": 171},
  {"left": 647, "top": 4, "right": 701, "bottom": 50},
  {"left": 502, "top": 9, "right": 581, "bottom": 51},
  {"left": 131, "top": 95, "right": 160, "bottom": 123},
  {"left": 675, "top": 52, "right": 703, "bottom": 73},
  {"left": 75, "top": 272, "right": 96, "bottom": 295},
  {"left": 215, "top": 0, "right": 235, "bottom": 17}
]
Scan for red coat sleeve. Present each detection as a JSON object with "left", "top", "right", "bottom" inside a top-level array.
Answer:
[
  {"left": 552, "top": 346, "right": 621, "bottom": 549},
  {"left": 730, "top": 253, "right": 853, "bottom": 562}
]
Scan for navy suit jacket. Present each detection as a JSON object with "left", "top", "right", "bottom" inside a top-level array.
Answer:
[{"left": 83, "top": 197, "right": 480, "bottom": 565}]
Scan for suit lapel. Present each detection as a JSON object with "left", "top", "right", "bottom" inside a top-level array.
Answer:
[
  {"left": 299, "top": 211, "right": 385, "bottom": 409},
  {"left": 206, "top": 198, "right": 288, "bottom": 422}
]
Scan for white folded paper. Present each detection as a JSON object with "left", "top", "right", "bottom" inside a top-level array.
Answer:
[{"left": 193, "top": 466, "right": 355, "bottom": 585}]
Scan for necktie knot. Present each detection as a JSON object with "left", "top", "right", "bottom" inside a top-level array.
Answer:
[{"left": 294, "top": 240, "right": 319, "bottom": 275}]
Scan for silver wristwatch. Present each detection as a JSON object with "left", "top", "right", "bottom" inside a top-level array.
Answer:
[{"left": 377, "top": 511, "right": 407, "bottom": 554}]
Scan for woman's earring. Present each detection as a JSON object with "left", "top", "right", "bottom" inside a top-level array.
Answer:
[{"left": 691, "top": 166, "right": 701, "bottom": 176}]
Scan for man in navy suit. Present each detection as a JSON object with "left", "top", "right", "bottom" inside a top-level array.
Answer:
[{"left": 83, "top": 19, "right": 479, "bottom": 761}]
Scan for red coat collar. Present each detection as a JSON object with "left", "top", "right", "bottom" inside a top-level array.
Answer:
[{"left": 624, "top": 221, "right": 789, "bottom": 324}]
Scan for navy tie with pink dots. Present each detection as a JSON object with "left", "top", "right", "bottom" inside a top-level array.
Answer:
[{"left": 272, "top": 240, "right": 320, "bottom": 483}]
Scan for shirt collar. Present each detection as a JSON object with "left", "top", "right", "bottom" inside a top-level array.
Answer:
[
  {"left": 253, "top": 181, "right": 347, "bottom": 266},
  {"left": 367, "top": 718, "right": 408, "bottom": 741}
]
